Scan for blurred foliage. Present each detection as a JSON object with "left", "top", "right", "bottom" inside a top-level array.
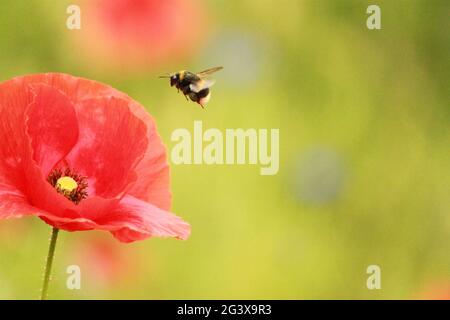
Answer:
[{"left": 0, "top": 0, "right": 448, "bottom": 299}]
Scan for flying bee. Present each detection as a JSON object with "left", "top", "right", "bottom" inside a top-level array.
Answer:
[{"left": 160, "top": 66, "right": 223, "bottom": 108}]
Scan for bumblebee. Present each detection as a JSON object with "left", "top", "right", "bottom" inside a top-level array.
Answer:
[{"left": 160, "top": 66, "right": 223, "bottom": 108}]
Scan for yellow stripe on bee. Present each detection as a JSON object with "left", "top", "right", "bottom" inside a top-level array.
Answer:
[{"left": 179, "top": 71, "right": 186, "bottom": 80}]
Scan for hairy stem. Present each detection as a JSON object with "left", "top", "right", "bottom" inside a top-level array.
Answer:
[{"left": 41, "top": 227, "right": 59, "bottom": 300}]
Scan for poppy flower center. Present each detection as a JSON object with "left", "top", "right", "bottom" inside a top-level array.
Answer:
[
  {"left": 47, "top": 168, "right": 88, "bottom": 204},
  {"left": 56, "top": 176, "right": 78, "bottom": 192}
]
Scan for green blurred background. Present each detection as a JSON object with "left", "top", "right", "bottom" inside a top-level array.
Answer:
[{"left": 0, "top": 0, "right": 448, "bottom": 299}]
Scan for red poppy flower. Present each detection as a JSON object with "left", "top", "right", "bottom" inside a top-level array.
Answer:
[
  {"left": 418, "top": 281, "right": 450, "bottom": 300},
  {"left": 70, "top": 235, "right": 142, "bottom": 288},
  {"left": 75, "top": 0, "right": 208, "bottom": 71},
  {"left": 0, "top": 73, "right": 190, "bottom": 243}
]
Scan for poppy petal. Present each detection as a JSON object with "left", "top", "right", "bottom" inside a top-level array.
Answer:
[
  {"left": 0, "top": 182, "right": 49, "bottom": 219},
  {"left": 0, "top": 76, "right": 79, "bottom": 219},
  {"left": 0, "top": 77, "right": 35, "bottom": 191},
  {"left": 39, "top": 214, "right": 98, "bottom": 231},
  {"left": 8, "top": 73, "right": 122, "bottom": 104},
  {"left": 125, "top": 101, "right": 171, "bottom": 210},
  {"left": 26, "top": 84, "right": 79, "bottom": 176},
  {"left": 65, "top": 96, "right": 148, "bottom": 198},
  {"left": 98, "top": 195, "right": 190, "bottom": 243}
]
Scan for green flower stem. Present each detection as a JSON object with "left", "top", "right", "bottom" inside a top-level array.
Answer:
[{"left": 41, "top": 227, "right": 59, "bottom": 300}]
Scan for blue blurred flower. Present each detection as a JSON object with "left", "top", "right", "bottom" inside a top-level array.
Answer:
[
  {"left": 292, "top": 147, "right": 346, "bottom": 205},
  {"left": 199, "top": 28, "right": 270, "bottom": 88}
]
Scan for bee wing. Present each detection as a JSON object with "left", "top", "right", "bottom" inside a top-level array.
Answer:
[
  {"left": 189, "top": 79, "right": 215, "bottom": 93},
  {"left": 196, "top": 66, "right": 223, "bottom": 78}
]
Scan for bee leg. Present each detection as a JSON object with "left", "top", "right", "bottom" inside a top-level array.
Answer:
[{"left": 184, "top": 94, "right": 189, "bottom": 101}]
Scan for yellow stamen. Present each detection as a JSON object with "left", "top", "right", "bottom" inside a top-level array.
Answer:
[{"left": 56, "top": 176, "right": 78, "bottom": 192}]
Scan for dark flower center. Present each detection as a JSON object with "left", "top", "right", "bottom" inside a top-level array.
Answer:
[{"left": 47, "top": 168, "right": 88, "bottom": 204}]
